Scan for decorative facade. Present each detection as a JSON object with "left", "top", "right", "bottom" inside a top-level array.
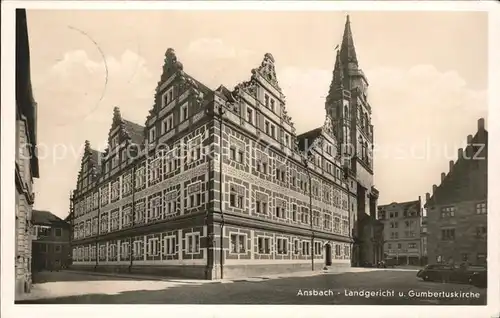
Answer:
[
  {"left": 70, "top": 15, "right": 374, "bottom": 279},
  {"left": 15, "top": 8, "right": 40, "bottom": 296},
  {"left": 425, "top": 118, "right": 487, "bottom": 266},
  {"left": 378, "top": 198, "right": 423, "bottom": 266}
]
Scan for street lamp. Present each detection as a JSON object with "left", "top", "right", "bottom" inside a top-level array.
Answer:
[
  {"left": 302, "top": 156, "right": 314, "bottom": 272},
  {"left": 205, "top": 103, "right": 226, "bottom": 279}
]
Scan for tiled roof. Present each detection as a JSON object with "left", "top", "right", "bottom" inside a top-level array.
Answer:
[
  {"left": 32, "top": 210, "right": 68, "bottom": 226},
  {"left": 297, "top": 127, "right": 322, "bottom": 154},
  {"left": 122, "top": 119, "right": 145, "bottom": 146}
]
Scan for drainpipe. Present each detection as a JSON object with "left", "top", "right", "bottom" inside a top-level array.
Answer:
[
  {"left": 128, "top": 146, "right": 138, "bottom": 273},
  {"left": 95, "top": 180, "right": 101, "bottom": 271},
  {"left": 303, "top": 158, "right": 314, "bottom": 271},
  {"left": 216, "top": 105, "right": 226, "bottom": 280}
]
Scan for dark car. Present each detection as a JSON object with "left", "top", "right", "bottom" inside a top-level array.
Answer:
[
  {"left": 417, "top": 264, "right": 486, "bottom": 284},
  {"left": 469, "top": 270, "right": 487, "bottom": 288}
]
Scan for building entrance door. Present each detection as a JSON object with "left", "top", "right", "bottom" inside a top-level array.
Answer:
[{"left": 325, "top": 243, "right": 332, "bottom": 266}]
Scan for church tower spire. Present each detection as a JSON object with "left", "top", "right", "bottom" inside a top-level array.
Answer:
[{"left": 340, "top": 14, "right": 358, "bottom": 69}]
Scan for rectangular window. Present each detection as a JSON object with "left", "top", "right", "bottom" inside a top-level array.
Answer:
[
  {"left": 441, "top": 228, "right": 455, "bottom": 241},
  {"left": 164, "top": 191, "right": 177, "bottom": 215},
  {"left": 147, "top": 238, "right": 160, "bottom": 256},
  {"left": 164, "top": 235, "right": 177, "bottom": 255},
  {"left": 408, "top": 243, "right": 417, "bottom": 249},
  {"left": 314, "top": 242, "right": 322, "bottom": 255},
  {"left": 229, "top": 185, "right": 244, "bottom": 209},
  {"left": 121, "top": 242, "right": 130, "bottom": 259},
  {"left": 255, "top": 200, "right": 267, "bottom": 214},
  {"left": 293, "top": 240, "right": 300, "bottom": 255},
  {"left": 133, "top": 240, "right": 144, "bottom": 258},
  {"left": 54, "top": 228, "right": 62, "bottom": 237},
  {"left": 136, "top": 167, "right": 146, "bottom": 188},
  {"left": 54, "top": 245, "right": 62, "bottom": 253},
  {"left": 476, "top": 226, "right": 487, "bottom": 238},
  {"left": 475, "top": 202, "right": 487, "bottom": 214},
  {"left": 302, "top": 241, "right": 311, "bottom": 256},
  {"left": 270, "top": 125, "right": 276, "bottom": 138},
  {"left": 264, "top": 94, "right": 269, "bottom": 108},
  {"left": 292, "top": 204, "right": 297, "bottom": 221},
  {"left": 270, "top": 99, "right": 275, "bottom": 112},
  {"left": 335, "top": 245, "right": 341, "bottom": 257},
  {"left": 186, "top": 233, "right": 200, "bottom": 254},
  {"left": 440, "top": 206, "right": 455, "bottom": 218},
  {"left": 164, "top": 86, "right": 174, "bottom": 106},
  {"left": 258, "top": 237, "right": 271, "bottom": 254},
  {"left": 187, "top": 182, "right": 202, "bottom": 209},
  {"left": 276, "top": 238, "right": 288, "bottom": 255},
  {"left": 180, "top": 103, "right": 188, "bottom": 121},
  {"left": 149, "top": 127, "right": 156, "bottom": 143},
  {"left": 246, "top": 107, "right": 254, "bottom": 125},
  {"left": 230, "top": 234, "right": 246, "bottom": 254},
  {"left": 265, "top": 121, "right": 270, "bottom": 135}
]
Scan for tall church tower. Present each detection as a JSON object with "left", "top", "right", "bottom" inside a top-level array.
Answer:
[{"left": 325, "top": 15, "right": 381, "bottom": 266}]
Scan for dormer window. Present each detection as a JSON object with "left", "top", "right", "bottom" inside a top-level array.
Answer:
[
  {"left": 111, "top": 136, "right": 119, "bottom": 148},
  {"left": 164, "top": 87, "right": 174, "bottom": 107},
  {"left": 149, "top": 127, "right": 156, "bottom": 143},
  {"left": 180, "top": 103, "right": 188, "bottom": 122},
  {"left": 246, "top": 107, "right": 254, "bottom": 125}
]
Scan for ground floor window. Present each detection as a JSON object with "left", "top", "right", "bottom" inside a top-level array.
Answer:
[{"left": 258, "top": 237, "right": 271, "bottom": 254}]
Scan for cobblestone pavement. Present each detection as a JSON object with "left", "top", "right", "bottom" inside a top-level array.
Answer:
[{"left": 17, "top": 269, "right": 486, "bottom": 305}]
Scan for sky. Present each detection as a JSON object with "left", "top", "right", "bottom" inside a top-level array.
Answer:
[{"left": 26, "top": 10, "right": 488, "bottom": 219}]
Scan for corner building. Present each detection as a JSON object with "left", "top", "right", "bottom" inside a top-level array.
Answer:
[
  {"left": 70, "top": 16, "right": 375, "bottom": 279},
  {"left": 425, "top": 118, "right": 488, "bottom": 266}
]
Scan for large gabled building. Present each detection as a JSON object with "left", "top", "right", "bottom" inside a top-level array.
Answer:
[
  {"left": 70, "top": 15, "right": 377, "bottom": 278},
  {"left": 425, "top": 118, "right": 488, "bottom": 266}
]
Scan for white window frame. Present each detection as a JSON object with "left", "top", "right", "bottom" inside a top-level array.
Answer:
[
  {"left": 164, "top": 235, "right": 177, "bottom": 255},
  {"left": 186, "top": 233, "right": 200, "bottom": 254},
  {"left": 293, "top": 239, "right": 300, "bottom": 255},
  {"left": 122, "top": 206, "right": 132, "bottom": 227},
  {"left": 135, "top": 167, "right": 146, "bottom": 188},
  {"left": 121, "top": 242, "right": 130, "bottom": 258},
  {"left": 276, "top": 237, "right": 288, "bottom": 255},
  {"left": 229, "top": 233, "right": 247, "bottom": 254},
  {"left": 149, "top": 195, "right": 162, "bottom": 220},
  {"left": 133, "top": 240, "right": 144, "bottom": 258},
  {"left": 149, "top": 127, "right": 156, "bottom": 143},
  {"left": 147, "top": 237, "right": 160, "bottom": 256},
  {"left": 149, "top": 158, "right": 161, "bottom": 183},
  {"left": 257, "top": 236, "right": 271, "bottom": 255}
]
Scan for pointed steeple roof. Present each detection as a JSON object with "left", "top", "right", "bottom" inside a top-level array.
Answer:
[
  {"left": 340, "top": 15, "right": 358, "bottom": 67},
  {"left": 326, "top": 50, "right": 344, "bottom": 104}
]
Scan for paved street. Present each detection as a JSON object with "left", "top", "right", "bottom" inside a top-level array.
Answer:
[{"left": 17, "top": 269, "right": 486, "bottom": 305}]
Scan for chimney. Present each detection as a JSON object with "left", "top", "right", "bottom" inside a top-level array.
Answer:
[
  {"left": 449, "top": 160, "right": 454, "bottom": 172},
  {"left": 441, "top": 172, "right": 446, "bottom": 182},
  {"left": 458, "top": 148, "right": 464, "bottom": 159},
  {"left": 467, "top": 134, "right": 473, "bottom": 144},
  {"left": 478, "top": 118, "right": 485, "bottom": 130},
  {"left": 432, "top": 184, "right": 437, "bottom": 194},
  {"left": 425, "top": 192, "right": 430, "bottom": 202}
]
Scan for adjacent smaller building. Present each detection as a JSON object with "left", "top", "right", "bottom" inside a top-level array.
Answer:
[
  {"left": 378, "top": 197, "right": 423, "bottom": 266},
  {"left": 425, "top": 118, "right": 487, "bottom": 266},
  {"left": 32, "top": 210, "right": 71, "bottom": 272}
]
